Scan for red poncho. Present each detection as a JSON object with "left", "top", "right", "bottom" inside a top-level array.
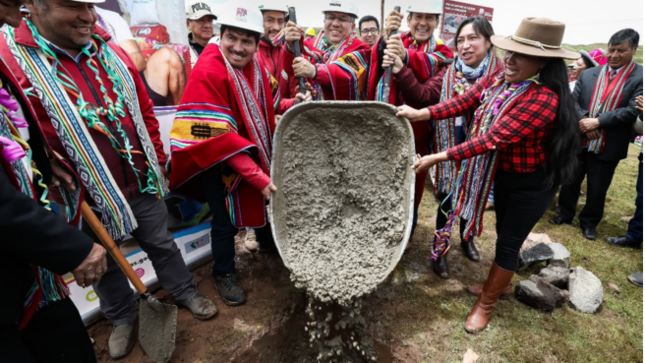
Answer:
[
  {"left": 281, "top": 31, "right": 371, "bottom": 100},
  {"left": 170, "top": 45, "right": 278, "bottom": 228}
]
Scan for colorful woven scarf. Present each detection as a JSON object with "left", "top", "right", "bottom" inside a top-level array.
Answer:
[
  {"left": 221, "top": 48, "right": 273, "bottom": 223},
  {"left": 401, "top": 31, "right": 435, "bottom": 53},
  {"left": 0, "top": 80, "right": 67, "bottom": 329},
  {"left": 432, "top": 72, "right": 542, "bottom": 259},
  {"left": 585, "top": 60, "right": 636, "bottom": 154},
  {"left": 433, "top": 52, "right": 497, "bottom": 194},
  {"left": 306, "top": 31, "right": 357, "bottom": 64},
  {"left": 4, "top": 20, "right": 168, "bottom": 239},
  {"left": 374, "top": 33, "right": 445, "bottom": 103},
  {"left": 222, "top": 51, "right": 272, "bottom": 172}
]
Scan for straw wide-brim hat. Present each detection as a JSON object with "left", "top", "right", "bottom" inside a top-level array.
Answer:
[{"left": 491, "top": 17, "right": 579, "bottom": 59}]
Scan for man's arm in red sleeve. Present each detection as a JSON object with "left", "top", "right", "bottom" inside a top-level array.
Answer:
[
  {"left": 395, "top": 66, "right": 446, "bottom": 108},
  {"left": 226, "top": 153, "right": 271, "bottom": 190}
]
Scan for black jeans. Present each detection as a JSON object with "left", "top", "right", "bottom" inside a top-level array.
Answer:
[
  {"left": 0, "top": 298, "right": 96, "bottom": 363},
  {"left": 435, "top": 192, "right": 469, "bottom": 242},
  {"left": 558, "top": 151, "right": 619, "bottom": 229},
  {"left": 197, "top": 167, "right": 240, "bottom": 277},
  {"left": 493, "top": 169, "right": 558, "bottom": 271}
]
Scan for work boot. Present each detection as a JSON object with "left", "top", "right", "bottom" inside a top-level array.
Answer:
[
  {"left": 461, "top": 239, "right": 480, "bottom": 262},
  {"left": 178, "top": 293, "right": 218, "bottom": 320},
  {"left": 467, "top": 282, "right": 513, "bottom": 299},
  {"left": 432, "top": 254, "right": 449, "bottom": 279},
  {"left": 464, "top": 262, "right": 514, "bottom": 334},
  {"left": 214, "top": 273, "right": 247, "bottom": 306},
  {"left": 108, "top": 323, "right": 135, "bottom": 359}
]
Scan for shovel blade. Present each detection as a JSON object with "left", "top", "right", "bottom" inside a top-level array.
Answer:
[{"left": 138, "top": 299, "right": 178, "bottom": 363}]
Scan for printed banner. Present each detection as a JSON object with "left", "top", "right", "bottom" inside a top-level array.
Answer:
[
  {"left": 440, "top": 0, "right": 494, "bottom": 47},
  {"left": 65, "top": 221, "right": 213, "bottom": 324}
]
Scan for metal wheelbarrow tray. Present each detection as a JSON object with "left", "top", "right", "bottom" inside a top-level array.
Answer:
[{"left": 269, "top": 101, "right": 416, "bottom": 304}]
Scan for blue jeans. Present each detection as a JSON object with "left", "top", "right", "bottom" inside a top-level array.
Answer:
[{"left": 627, "top": 160, "right": 643, "bottom": 243}]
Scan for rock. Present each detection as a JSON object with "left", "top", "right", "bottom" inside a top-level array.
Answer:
[
  {"left": 547, "top": 243, "right": 571, "bottom": 268},
  {"left": 515, "top": 275, "right": 569, "bottom": 312},
  {"left": 538, "top": 265, "right": 569, "bottom": 289},
  {"left": 568, "top": 266, "right": 603, "bottom": 313},
  {"left": 462, "top": 349, "right": 479, "bottom": 363},
  {"left": 518, "top": 243, "right": 554, "bottom": 271},
  {"left": 521, "top": 233, "right": 552, "bottom": 251},
  {"left": 607, "top": 282, "right": 621, "bottom": 294}
]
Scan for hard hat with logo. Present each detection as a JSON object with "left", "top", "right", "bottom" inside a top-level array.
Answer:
[
  {"left": 405, "top": 0, "right": 443, "bottom": 15},
  {"left": 258, "top": 0, "right": 288, "bottom": 15},
  {"left": 186, "top": 0, "right": 217, "bottom": 20},
  {"left": 321, "top": 1, "right": 359, "bottom": 18},
  {"left": 217, "top": 1, "right": 265, "bottom": 35}
]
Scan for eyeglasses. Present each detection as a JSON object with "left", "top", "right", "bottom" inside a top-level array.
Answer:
[
  {"left": 324, "top": 14, "right": 354, "bottom": 24},
  {"left": 361, "top": 28, "right": 379, "bottom": 35}
]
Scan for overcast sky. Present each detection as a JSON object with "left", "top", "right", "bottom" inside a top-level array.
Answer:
[{"left": 208, "top": 0, "right": 644, "bottom": 45}]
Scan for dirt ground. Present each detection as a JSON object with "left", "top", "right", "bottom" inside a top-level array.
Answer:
[
  {"left": 88, "top": 229, "right": 422, "bottom": 363},
  {"left": 89, "top": 146, "right": 643, "bottom": 363}
]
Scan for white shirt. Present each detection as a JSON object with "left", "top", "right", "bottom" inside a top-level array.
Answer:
[{"left": 96, "top": 7, "right": 135, "bottom": 44}]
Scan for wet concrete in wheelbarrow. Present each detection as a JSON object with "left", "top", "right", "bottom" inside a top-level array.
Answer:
[{"left": 89, "top": 102, "right": 419, "bottom": 363}]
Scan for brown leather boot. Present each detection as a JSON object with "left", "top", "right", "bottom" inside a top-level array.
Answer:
[
  {"left": 464, "top": 262, "right": 514, "bottom": 334},
  {"left": 466, "top": 283, "right": 513, "bottom": 298}
]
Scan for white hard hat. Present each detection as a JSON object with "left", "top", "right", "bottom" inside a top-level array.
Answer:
[
  {"left": 405, "top": 0, "right": 443, "bottom": 15},
  {"left": 321, "top": 1, "right": 358, "bottom": 18},
  {"left": 258, "top": 0, "right": 288, "bottom": 15},
  {"left": 217, "top": 1, "right": 264, "bottom": 35},
  {"left": 186, "top": 0, "right": 216, "bottom": 20}
]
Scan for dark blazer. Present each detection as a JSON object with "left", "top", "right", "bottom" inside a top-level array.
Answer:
[
  {"left": 0, "top": 61, "right": 94, "bottom": 327},
  {"left": 573, "top": 63, "right": 643, "bottom": 161}
]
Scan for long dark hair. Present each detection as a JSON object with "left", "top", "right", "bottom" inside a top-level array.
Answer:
[{"left": 539, "top": 58, "right": 581, "bottom": 186}]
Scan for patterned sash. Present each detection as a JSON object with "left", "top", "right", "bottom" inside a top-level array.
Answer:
[
  {"left": 585, "top": 60, "right": 636, "bottom": 154},
  {"left": 307, "top": 31, "right": 357, "bottom": 64},
  {"left": 222, "top": 52, "right": 272, "bottom": 172},
  {"left": 432, "top": 72, "right": 541, "bottom": 259},
  {"left": 4, "top": 24, "right": 167, "bottom": 239},
  {"left": 374, "top": 33, "right": 446, "bottom": 103},
  {"left": 0, "top": 82, "right": 68, "bottom": 329},
  {"left": 434, "top": 54, "right": 498, "bottom": 194}
]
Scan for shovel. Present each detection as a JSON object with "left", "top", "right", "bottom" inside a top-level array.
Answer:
[
  {"left": 81, "top": 201, "right": 177, "bottom": 363},
  {"left": 382, "top": 6, "right": 401, "bottom": 102},
  {"left": 288, "top": 6, "right": 307, "bottom": 96}
]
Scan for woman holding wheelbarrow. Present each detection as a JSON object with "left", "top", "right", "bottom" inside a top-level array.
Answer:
[
  {"left": 383, "top": 16, "right": 502, "bottom": 279},
  {"left": 397, "top": 17, "right": 580, "bottom": 333}
]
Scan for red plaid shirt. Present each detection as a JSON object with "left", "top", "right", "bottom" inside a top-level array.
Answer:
[{"left": 427, "top": 71, "right": 558, "bottom": 173}]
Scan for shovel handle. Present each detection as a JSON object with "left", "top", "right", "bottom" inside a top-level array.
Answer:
[
  {"left": 81, "top": 201, "right": 147, "bottom": 294},
  {"left": 288, "top": 6, "right": 307, "bottom": 96},
  {"left": 382, "top": 6, "right": 401, "bottom": 102}
]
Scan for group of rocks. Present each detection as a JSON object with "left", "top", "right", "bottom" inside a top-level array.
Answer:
[{"left": 513, "top": 234, "right": 604, "bottom": 314}]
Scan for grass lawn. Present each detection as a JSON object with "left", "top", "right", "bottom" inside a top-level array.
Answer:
[{"left": 379, "top": 143, "right": 643, "bottom": 363}]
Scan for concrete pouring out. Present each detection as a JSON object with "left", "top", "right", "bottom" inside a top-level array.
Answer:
[
  {"left": 270, "top": 102, "right": 415, "bottom": 306},
  {"left": 270, "top": 102, "right": 415, "bottom": 361}
]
